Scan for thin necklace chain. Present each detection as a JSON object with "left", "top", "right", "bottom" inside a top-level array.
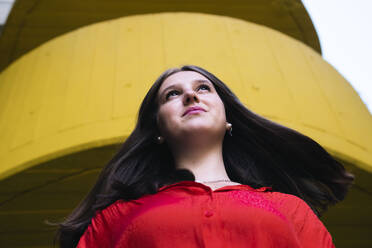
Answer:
[{"left": 195, "top": 179, "right": 232, "bottom": 183}]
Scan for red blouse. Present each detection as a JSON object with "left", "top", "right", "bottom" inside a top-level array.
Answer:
[{"left": 77, "top": 181, "right": 335, "bottom": 248}]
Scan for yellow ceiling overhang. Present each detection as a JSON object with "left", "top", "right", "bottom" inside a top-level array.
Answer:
[{"left": 0, "top": 0, "right": 321, "bottom": 73}]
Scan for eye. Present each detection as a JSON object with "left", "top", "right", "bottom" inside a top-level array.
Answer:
[
  {"left": 198, "top": 84, "right": 211, "bottom": 91},
  {"left": 165, "top": 90, "right": 180, "bottom": 100}
]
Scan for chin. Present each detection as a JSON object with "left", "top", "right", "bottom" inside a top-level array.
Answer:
[{"left": 184, "top": 123, "right": 222, "bottom": 134}]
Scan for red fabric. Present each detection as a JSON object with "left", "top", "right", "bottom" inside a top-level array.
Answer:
[{"left": 77, "top": 181, "right": 335, "bottom": 248}]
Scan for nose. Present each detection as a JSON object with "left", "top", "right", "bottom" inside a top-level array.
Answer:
[{"left": 183, "top": 90, "right": 200, "bottom": 105}]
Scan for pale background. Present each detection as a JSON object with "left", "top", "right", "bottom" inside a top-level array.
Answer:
[{"left": 302, "top": 0, "right": 372, "bottom": 114}]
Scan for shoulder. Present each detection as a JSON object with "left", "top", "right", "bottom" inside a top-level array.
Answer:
[
  {"left": 260, "top": 191, "right": 319, "bottom": 227},
  {"left": 263, "top": 191, "right": 313, "bottom": 213},
  {"left": 264, "top": 191, "right": 334, "bottom": 247},
  {"left": 91, "top": 197, "right": 146, "bottom": 226},
  {"left": 89, "top": 200, "right": 132, "bottom": 234},
  {"left": 76, "top": 199, "right": 140, "bottom": 248},
  {"left": 93, "top": 200, "right": 127, "bottom": 222}
]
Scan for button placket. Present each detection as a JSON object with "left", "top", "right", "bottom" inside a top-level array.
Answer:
[
  {"left": 204, "top": 210, "right": 214, "bottom": 217},
  {"left": 203, "top": 189, "right": 215, "bottom": 218}
]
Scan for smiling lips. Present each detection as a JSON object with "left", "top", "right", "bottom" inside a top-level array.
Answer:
[{"left": 183, "top": 106, "right": 206, "bottom": 117}]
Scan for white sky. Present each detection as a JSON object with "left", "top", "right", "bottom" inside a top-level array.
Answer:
[
  {"left": 0, "top": 0, "right": 14, "bottom": 24},
  {"left": 302, "top": 0, "right": 372, "bottom": 114},
  {"left": 0, "top": 0, "right": 371, "bottom": 114}
]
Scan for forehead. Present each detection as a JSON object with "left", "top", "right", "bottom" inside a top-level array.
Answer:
[{"left": 158, "top": 71, "right": 211, "bottom": 92}]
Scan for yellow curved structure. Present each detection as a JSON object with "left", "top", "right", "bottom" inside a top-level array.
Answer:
[
  {"left": 0, "top": 12, "right": 371, "bottom": 180},
  {"left": 0, "top": 12, "right": 371, "bottom": 248}
]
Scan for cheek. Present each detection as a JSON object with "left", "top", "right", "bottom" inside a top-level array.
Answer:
[
  {"left": 214, "top": 99, "right": 226, "bottom": 121},
  {"left": 157, "top": 110, "right": 167, "bottom": 129},
  {"left": 157, "top": 106, "right": 177, "bottom": 130}
]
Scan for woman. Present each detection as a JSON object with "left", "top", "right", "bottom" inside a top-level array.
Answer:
[{"left": 57, "top": 65, "right": 354, "bottom": 247}]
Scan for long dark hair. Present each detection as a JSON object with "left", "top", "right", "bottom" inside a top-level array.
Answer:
[{"left": 56, "top": 65, "right": 354, "bottom": 247}]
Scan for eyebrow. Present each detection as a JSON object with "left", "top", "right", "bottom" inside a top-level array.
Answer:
[{"left": 159, "top": 79, "right": 211, "bottom": 100}]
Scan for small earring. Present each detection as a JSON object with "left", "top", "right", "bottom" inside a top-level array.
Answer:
[
  {"left": 226, "top": 122, "right": 232, "bottom": 136},
  {"left": 157, "top": 136, "right": 164, "bottom": 144}
]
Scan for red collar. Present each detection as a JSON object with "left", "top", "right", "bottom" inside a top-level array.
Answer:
[{"left": 158, "top": 180, "right": 272, "bottom": 193}]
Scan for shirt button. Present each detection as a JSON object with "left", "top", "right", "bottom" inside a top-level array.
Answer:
[{"left": 204, "top": 210, "right": 214, "bottom": 217}]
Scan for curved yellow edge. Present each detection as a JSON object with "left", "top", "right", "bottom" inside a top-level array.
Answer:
[{"left": 0, "top": 12, "right": 371, "bottom": 181}]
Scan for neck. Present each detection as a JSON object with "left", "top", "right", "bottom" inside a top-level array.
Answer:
[{"left": 171, "top": 141, "right": 230, "bottom": 182}]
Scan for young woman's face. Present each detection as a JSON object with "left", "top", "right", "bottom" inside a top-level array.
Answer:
[{"left": 156, "top": 71, "right": 227, "bottom": 143}]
